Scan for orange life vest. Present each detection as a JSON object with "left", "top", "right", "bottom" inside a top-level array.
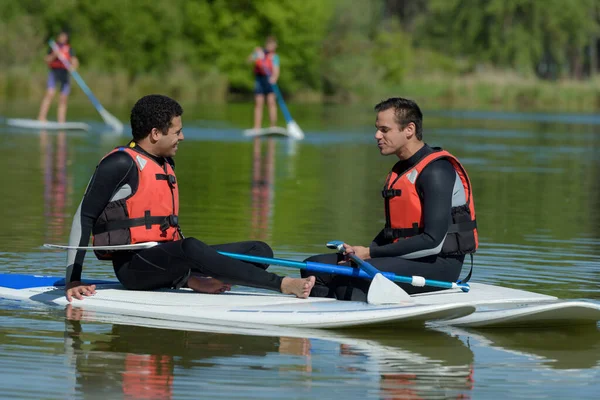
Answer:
[
  {"left": 254, "top": 51, "right": 276, "bottom": 76},
  {"left": 92, "top": 144, "right": 180, "bottom": 259},
  {"left": 48, "top": 44, "right": 72, "bottom": 69},
  {"left": 382, "top": 149, "right": 478, "bottom": 255}
]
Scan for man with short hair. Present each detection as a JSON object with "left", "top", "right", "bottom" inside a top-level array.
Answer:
[
  {"left": 302, "top": 97, "right": 478, "bottom": 300},
  {"left": 64, "top": 94, "right": 315, "bottom": 302}
]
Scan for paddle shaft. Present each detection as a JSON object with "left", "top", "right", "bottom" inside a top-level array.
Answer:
[{"left": 218, "top": 251, "right": 468, "bottom": 291}]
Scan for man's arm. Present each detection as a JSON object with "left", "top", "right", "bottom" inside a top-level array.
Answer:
[
  {"left": 369, "top": 159, "right": 456, "bottom": 259},
  {"left": 65, "top": 151, "right": 137, "bottom": 286}
]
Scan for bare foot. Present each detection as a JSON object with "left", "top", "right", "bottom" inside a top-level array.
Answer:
[
  {"left": 281, "top": 276, "right": 316, "bottom": 299},
  {"left": 187, "top": 276, "right": 231, "bottom": 294}
]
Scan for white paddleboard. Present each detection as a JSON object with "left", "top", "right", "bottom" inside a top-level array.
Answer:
[
  {"left": 438, "top": 301, "right": 600, "bottom": 328},
  {"left": 6, "top": 118, "right": 91, "bottom": 131},
  {"left": 243, "top": 126, "right": 295, "bottom": 138},
  {"left": 0, "top": 274, "right": 475, "bottom": 329}
]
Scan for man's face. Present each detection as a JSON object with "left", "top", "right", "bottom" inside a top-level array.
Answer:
[
  {"left": 155, "top": 116, "right": 184, "bottom": 158},
  {"left": 374, "top": 108, "right": 410, "bottom": 156}
]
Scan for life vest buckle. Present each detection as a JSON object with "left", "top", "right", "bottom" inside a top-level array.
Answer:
[
  {"left": 381, "top": 189, "right": 402, "bottom": 199},
  {"left": 160, "top": 215, "right": 179, "bottom": 232}
]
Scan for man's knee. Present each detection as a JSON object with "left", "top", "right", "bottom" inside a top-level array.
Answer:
[{"left": 253, "top": 241, "right": 273, "bottom": 258}]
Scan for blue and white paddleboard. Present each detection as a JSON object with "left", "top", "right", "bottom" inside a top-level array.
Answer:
[{"left": 0, "top": 273, "right": 475, "bottom": 329}]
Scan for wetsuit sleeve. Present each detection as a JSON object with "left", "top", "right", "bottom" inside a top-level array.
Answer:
[
  {"left": 369, "top": 159, "right": 456, "bottom": 259},
  {"left": 65, "top": 152, "right": 137, "bottom": 283}
]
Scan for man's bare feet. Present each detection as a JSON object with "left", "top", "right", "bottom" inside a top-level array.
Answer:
[
  {"left": 281, "top": 276, "right": 316, "bottom": 299},
  {"left": 187, "top": 276, "right": 231, "bottom": 294}
]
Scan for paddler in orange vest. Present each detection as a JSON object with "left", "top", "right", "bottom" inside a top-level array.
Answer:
[
  {"left": 64, "top": 94, "right": 315, "bottom": 302},
  {"left": 38, "top": 30, "right": 79, "bottom": 124},
  {"left": 302, "top": 97, "right": 478, "bottom": 300},
  {"left": 247, "top": 36, "right": 280, "bottom": 131}
]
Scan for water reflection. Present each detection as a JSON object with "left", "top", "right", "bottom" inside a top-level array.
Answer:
[
  {"left": 40, "top": 130, "right": 70, "bottom": 243},
  {"left": 62, "top": 305, "right": 476, "bottom": 399}
]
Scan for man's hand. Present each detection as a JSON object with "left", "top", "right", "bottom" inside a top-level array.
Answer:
[
  {"left": 65, "top": 281, "right": 96, "bottom": 302},
  {"left": 338, "top": 243, "right": 371, "bottom": 263}
]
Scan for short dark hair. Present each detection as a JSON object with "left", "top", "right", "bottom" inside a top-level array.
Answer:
[
  {"left": 130, "top": 94, "right": 183, "bottom": 141},
  {"left": 374, "top": 97, "right": 423, "bottom": 140}
]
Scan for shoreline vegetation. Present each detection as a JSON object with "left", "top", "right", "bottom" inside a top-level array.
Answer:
[
  {"left": 4, "top": 68, "right": 600, "bottom": 114},
  {"left": 3, "top": 0, "right": 600, "bottom": 114}
]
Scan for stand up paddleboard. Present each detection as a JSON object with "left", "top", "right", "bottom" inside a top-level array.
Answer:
[
  {"left": 1, "top": 273, "right": 599, "bottom": 329},
  {"left": 7, "top": 118, "right": 90, "bottom": 131},
  {"left": 243, "top": 126, "right": 302, "bottom": 139},
  {"left": 0, "top": 274, "right": 474, "bottom": 329}
]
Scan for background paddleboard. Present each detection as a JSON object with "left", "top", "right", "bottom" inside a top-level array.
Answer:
[
  {"left": 243, "top": 126, "right": 302, "bottom": 139},
  {"left": 6, "top": 118, "right": 91, "bottom": 131}
]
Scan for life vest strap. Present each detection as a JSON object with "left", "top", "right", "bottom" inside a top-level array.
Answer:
[
  {"left": 155, "top": 173, "right": 177, "bottom": 187},
  {"left": 457, "top": 254, "right": 474, "bottom": 284},
  {"left": 93, "top": 212, "right": 179, "bottom": 235},
  {"left": 447, "top": 219, "right": 477, "bottom": 233},
  {"left": 381, "top": 189, "right": 402, "bottom": 198},
  {"left": 383, "top": 224, "right": 421, "bottom": 239}
]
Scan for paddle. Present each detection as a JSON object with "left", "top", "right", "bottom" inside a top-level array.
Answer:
[
  {"left": 49, "top": 39, "right": 124, "bottom": 134},
  {"left": 269, "top": 83, "right": 304, "bottom": 140},
  {"left": 325, "top": 240, "right": 411, "bottom": 304},
  {"left": 43, "top": 242, "right": 470, "bottom": 292}
]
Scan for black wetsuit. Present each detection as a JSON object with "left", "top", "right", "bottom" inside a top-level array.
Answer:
[
  {"left": 301, "top": 144, "right": 466, "bottom": 300},
  {"left": 65, "top": 144, "right": 282, "bottom": 291}
]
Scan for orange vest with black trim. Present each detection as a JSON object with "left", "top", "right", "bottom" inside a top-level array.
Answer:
[
  {"left": 382, "top": 149, "right": 478, "bottom": 255},
  {"left": 92, "top": 145, "right": 180, "bottom": 259},
  {"left": 48, "top": 44, "right": 72, "bottom": 69},
  {"left": 254, "top": 51, "right": 276, "bottom": 76}
]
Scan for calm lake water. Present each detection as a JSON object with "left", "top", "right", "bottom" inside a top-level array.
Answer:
[{"left": 0, "top": 102, "right": 599, "bottom": 399}]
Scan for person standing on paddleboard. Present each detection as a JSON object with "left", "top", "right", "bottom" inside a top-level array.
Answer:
[
  {"left": 302, "top": 97, "right": 478, "bottom": 300},
  {"left": 64, "top": 94, "right": 315, "bottom": 302},
  {"left": 38, "top": 30, "right": 79, "bottom": 124},
  {"left": 248, "top": 36, "right": 280, "bottom": 131}
]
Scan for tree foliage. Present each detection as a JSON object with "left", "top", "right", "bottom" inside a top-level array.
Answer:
[{"left": 1, "top": 0, "right": 600, "bottom": 101}]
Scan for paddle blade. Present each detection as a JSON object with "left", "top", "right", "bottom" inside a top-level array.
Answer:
[
  {"left": 286, "top": 120, "right": 304, "bottom": 140},
  {"left": 367, "top": 273, "right": 412, "bottom": 305}
]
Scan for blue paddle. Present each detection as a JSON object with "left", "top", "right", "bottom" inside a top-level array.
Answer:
[
  {"left": 43, "top": 242, "right": 470, "bottom": 294},
  {"left": 49, "top": 39, "right": 124, "bottom": 134}
]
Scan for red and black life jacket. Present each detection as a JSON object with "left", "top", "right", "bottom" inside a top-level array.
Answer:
[
  {"left": 382, "top": 149, "right": 478, "bottom": 256},
  {"left": 254, "top": 50, "right": 276, "bottom": 76},
  {"left": 92, "top": 144, "right": 180, "bottom": 259},
  {"left": 48, "top": 44, "right": 72, "bottom": 70}
]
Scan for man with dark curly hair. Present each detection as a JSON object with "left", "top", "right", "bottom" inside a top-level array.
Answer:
[{"left": 64, "top": 94, "right": 315, "bottom": 302}]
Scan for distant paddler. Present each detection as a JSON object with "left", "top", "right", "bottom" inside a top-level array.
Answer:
[
  {"left": 248, "top": 36, "right": 280, "bottom": 131},
  {"left": 38, "top": 30, "right": 79, "bottom": 124},
  {"left": 302, "top": 97, "right": 479, "bottom": 299}
]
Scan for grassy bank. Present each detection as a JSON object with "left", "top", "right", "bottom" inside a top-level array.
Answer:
[{"left": 3, "top": 67, "right": 600, "bottom": 114}]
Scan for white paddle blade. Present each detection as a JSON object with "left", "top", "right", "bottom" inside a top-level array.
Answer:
[
  {"left": 367, "top": 273, "right": 412, "bottom": 305},
  {"left": 286, "top": 120, "right": 305, "bottom": 140}
]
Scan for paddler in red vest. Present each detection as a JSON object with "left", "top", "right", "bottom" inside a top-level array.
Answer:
[
  {"left": 38, "top": 30, "right": 79, "bottom": 124},
  {"left": 247, "top": 36, "right": 280, "bottom": 131},
  {"left": 302, "top": 97, "right": 478, "bottom": 299},
  {"left": 64, "top": 94, "right": 315, "bottom": 302}
]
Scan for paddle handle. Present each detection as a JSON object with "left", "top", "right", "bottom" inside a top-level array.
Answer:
[{"left": 270, "top": 83, "right": 293, "bottom": 123}]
